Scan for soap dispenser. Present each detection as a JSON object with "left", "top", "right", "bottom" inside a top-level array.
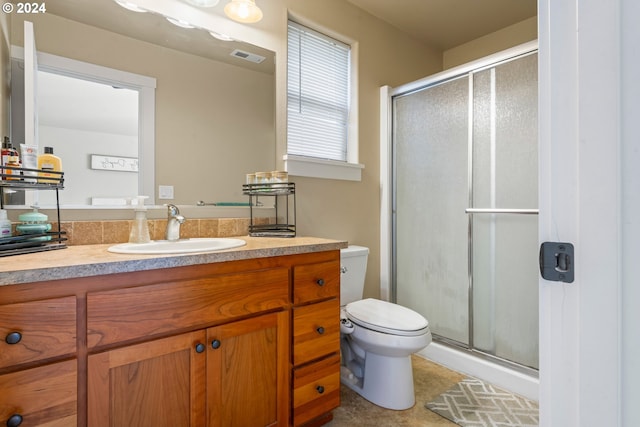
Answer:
[{"left": 129, "top": 196, "right": 151, "bottom": 244}]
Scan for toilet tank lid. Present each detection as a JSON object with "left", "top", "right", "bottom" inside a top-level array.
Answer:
[{"left": 340, "top": 245, "right": 369, "bottom": 258}]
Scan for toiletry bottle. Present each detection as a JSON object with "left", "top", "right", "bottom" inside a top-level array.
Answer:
[
  {"left": 0, "top": 209, "right": 12, "bottom": 238},
  {"left": 5, "top": 156, "right": 22, "bottom": 180},
  {"left": 38, "top": 146, "right": 63, "bottom": 183},
  {"left": 129, "top": 195, "right": 151, "bottom": 243},
  {"left": 1, "top": 137, "right": 19, "bottom": 167}
]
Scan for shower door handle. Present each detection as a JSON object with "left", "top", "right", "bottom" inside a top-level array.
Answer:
[
  {"left": 465, "top": 208, "right": 539, "bottom": 214},
  {"left": 539, "top": 242, "right": 574, "bottom": 283}
]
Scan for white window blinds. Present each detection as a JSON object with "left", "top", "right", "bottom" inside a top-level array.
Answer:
[{"left": 287, "top": 21, "right": 350, "bottom": 162}]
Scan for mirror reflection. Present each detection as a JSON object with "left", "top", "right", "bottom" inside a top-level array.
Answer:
[{"left": 8, "top": 0, "right": 275, "bottom": 207}]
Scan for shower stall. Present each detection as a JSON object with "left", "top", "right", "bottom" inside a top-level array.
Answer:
[{"left": 387, "top": 43, "right": 539, "bottom": 385}]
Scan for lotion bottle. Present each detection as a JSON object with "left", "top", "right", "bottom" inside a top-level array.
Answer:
[
  {"left": 38, "top": 146, "right": 63, "bottom": 183},
  {"left": 128, "top": 196, "right": 151, "bottom": 243}
]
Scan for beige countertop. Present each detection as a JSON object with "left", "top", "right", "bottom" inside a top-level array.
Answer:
[{"left": 0, "top": 236, "right": 348, "bottom": 286}]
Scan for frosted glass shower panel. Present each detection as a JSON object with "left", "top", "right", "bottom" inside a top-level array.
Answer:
[
  {"left": 471, "top": 54, "right": 539, "bottom": 369},
  {"left": 394, "top": 76, "right": 470, "bottom": 344}
]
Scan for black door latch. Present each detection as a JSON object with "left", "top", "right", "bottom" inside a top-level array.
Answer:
[{"left": 539, "top": 242, "right": 574, "bottom": 283}]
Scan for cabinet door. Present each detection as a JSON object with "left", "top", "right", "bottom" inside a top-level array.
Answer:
[
  {"left": 0, "top": 359, "right": 77, "bottom": 427},
  {"left": 88, "top": 331, "right": 207, "bottom": 427},
  {"left": 206, "top": 311, "right": 289, "bottom": 427}
]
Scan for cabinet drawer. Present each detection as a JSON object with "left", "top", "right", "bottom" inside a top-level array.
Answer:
[
  {"left": 0, "top": 359, "right": 77, "bottom": 427},
  {"left": 292, "top": 299, "right": 340, "bottom": 366},
  {"left": 88, "top": 268, "right": 289, "bottom": 348},
  {"left": 293, "top": 260, "right": 340, "bottom": 305},
  {"left": 292, "top": 354, "right": 340, "bottom": 427},
  {"left": 0, "top": 296, "right": 77, "bottom": 368}
]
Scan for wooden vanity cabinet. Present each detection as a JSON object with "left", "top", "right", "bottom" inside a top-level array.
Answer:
[
  {"left": 0, "top": 249, "right": 341, "bottom": 427},
  {"left": 86, "top": 267, "right": 290, "bottom": 427},
  {"left": 291, "top": 260, "right": 341, "bottom": 426},
  {"left": 0, "top": 297, "right": 78, "bottom": 427}
]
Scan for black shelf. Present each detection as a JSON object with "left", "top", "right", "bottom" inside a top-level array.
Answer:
[
  {"left": 242, "top": 182, "right": 296, "bottom": 237},
  {"left": 1, "top": 165, "right": 67, "bottom": 256}
]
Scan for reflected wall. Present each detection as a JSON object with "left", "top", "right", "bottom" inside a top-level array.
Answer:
[{"left": 10, "top": 11, "right": 275, "bottom": 206}]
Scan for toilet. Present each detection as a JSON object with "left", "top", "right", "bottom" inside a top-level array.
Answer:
[{"left": 339, "top": 245, "right": 432, "bottom": 410}]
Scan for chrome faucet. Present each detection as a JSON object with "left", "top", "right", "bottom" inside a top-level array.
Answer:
[{"left": 165, "top": 204, "right": 185, "bottom": 241}]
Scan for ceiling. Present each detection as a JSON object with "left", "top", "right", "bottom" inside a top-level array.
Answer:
[
  {"left": 41, "top": 0, "right": 275, "bottom": 74},
  {"left": 41, "top": 0, "right": 537, "bottom": 66},
  {"left": 346, "top": 0, "right": 537, "bottom": 51}
]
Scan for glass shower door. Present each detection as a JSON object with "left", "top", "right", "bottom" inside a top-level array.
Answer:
[
  {"left": 393, "top": 51, "right": 538, "bottom": 370},
  {"left": 470, "top": 54, "right": 538, "bottom": 369},
  {"left": 394, "top": 76, "right": 470, "bottom": 345}
]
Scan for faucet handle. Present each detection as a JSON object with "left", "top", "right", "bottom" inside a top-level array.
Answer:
[{"left": 166, "top": 204, "right": 180, "bottom": 217}]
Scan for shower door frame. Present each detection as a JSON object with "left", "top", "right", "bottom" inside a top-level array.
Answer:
[{"left": 380, "top": 40, "right": 539, "bottom": 375}]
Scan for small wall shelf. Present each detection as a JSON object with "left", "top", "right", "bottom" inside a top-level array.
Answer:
[
  {"left": 0, "top": 165, "right": 67, "bottom": 256},
  {"left": 243, "top": 182, "right": 296, "bottom": 237}
]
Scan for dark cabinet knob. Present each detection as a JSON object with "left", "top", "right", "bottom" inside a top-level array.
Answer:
[
  {"left": 316, "top": 326, "right": 325, "bottom": 335},
  {"left": 195, "top": 343, "right": 205, "bottom": 353},
  {"left": 7, "top": 414, "right": 23, "bottom": 427},
  {"left": 5, "top": 332, "right": 22, "bottom": 345},
  {"left": 316, "top": 279, "right": 325, "bottom": 286},
  {"left": 316, "top": 385, "right": 325, "bottom": 394},
  {"left": 211, "top": 339, "right": 221, "bottom": 349}
]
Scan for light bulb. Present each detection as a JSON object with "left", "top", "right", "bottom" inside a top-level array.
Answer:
[{"left": 224, "top": 0, "right": 263, "bottom": 24}]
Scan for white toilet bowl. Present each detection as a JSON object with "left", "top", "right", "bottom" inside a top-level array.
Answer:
[
  {"left": 340, "top": 246, "right": 432, "bottom": 410},
  {"left": 340, "top": 298, "right": 432, "bottom": 410}
]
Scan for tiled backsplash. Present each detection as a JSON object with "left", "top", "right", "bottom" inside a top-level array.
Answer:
[{"left": 41, "top": 217, "right": 270, "bottom": 246}]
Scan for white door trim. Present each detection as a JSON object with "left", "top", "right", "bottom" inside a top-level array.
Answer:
[{"left": 539, "top": 0, "right": 629, "bottom": 425}]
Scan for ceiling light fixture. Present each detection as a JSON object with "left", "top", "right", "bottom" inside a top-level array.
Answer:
[
  {"left": 224, "top": 0, "right": 263, "bottom": 24},
  {"left": 183, "top": 0, "right": 220, "bottom": 7},
  {"left": 114, "top": 0, "right": 147, "bottom": 13},
  {"left": 166, "top": 16, "right": 196, "bottom": 29}
]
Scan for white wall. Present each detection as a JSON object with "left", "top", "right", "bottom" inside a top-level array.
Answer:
[{"left": 38, "top": 126, "right": 137, "bottom": 206}]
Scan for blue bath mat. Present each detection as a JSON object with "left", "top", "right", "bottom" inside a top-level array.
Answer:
[{"left": 426, "top": 377, "right": 538, "bottom": 427}]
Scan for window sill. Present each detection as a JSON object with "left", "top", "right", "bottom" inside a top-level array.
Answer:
[{"left": 283, "top": 155, "right": 364, "bottom": 181}]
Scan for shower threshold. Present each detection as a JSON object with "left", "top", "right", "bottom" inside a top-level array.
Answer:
[{"left": 419, "top": 334, "right": 539, "bottom": 401}]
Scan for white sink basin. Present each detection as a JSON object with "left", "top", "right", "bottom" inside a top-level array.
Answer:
[{"left": 108, "top": 238, "right": 246, "bottom": 254}]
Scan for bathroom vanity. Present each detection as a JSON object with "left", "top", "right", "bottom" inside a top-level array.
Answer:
[{"left": 0, "top": 237, "right": 346, "bottom": 427}]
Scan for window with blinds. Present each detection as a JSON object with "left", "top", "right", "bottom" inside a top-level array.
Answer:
[{"left": 287, "top": 21, "right": 351, "bottom": 162}]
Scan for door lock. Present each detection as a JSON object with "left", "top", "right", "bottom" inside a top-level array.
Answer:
[{"left": 539, "top": 242, "right": 574, "bottom": 283}]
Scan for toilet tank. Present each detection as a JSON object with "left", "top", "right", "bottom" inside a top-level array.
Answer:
[{"left": 340, "top": 246, "right": 369, "bottom": 305}]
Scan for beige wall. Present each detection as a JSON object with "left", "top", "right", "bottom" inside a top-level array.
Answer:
[
  {"left": 443, "top": 17, "right": 537, "bottom": 69},
  {"left": 10, "top": 12, "right": 275, "bottom": 205}
]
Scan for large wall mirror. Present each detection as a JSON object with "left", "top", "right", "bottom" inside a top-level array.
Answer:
[{"left": 7, "top": 0, "right": 275, "bottom": 208}]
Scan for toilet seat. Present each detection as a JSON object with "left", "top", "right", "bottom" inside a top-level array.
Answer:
[{"left": 345, "top": 298, "right": 429, "bottom": 337}]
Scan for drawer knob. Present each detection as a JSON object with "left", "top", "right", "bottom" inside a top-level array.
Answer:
[
  {"left": 211, "top": 339, "right": 221, "bottom": 349},
  {"left": 316, "top": 279, "right": 325, "bottom": 286},
  {"left": 7, "top": 414, "right": 23, "bottom": 427},
  {"left": 316, "top": 385, "right": 325, "bottom": 394},
  {"left": 5, "top": 332, "right": 22, "bottom": 345},
  {"left": 195, "top": 343, "right": 205, "bottom": 353},
  {"left": 316, "top": 326, "right": 325, "bottom": 335}
]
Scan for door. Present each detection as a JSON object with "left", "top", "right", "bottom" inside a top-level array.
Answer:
[
  {"left": 88, "top": 331, "right": 207, "bottom": 427},
  {"left": 206, "top": 311, "right": 288, "bottom": 427},
  {"left": 470, "top": 54, "right": 538, "bottom": 368},
  {"left": 393, "top": 50, "right": 538, "bottom": 369}
]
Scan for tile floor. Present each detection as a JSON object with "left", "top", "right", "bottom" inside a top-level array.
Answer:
[{"left": 329, "top": 355, "right": 465, "bottom": 426}]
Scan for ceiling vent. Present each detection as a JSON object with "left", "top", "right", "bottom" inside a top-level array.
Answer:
[{"left": 230, "top": 49, "right": 265, "bottom": 64}]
